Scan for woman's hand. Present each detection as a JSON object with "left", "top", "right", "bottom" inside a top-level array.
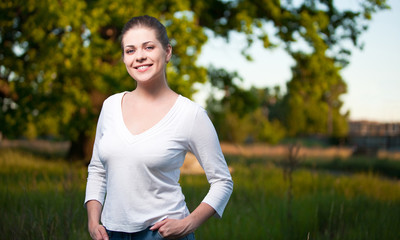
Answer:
[
  {"left": 150, "top": 218, "right": 192, "bottom": 239},
  {"left": 89, "top": 223, "right": 109, "bottom": 240},
  {"left": 150, "top": 202, "right": 216, "bottom": 239}
]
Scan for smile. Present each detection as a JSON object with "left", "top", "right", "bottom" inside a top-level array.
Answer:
[{"left": 134, "top": 64, "right": 152, "bottom": 71}]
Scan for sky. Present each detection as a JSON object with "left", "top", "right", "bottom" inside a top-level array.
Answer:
[{"left": 195, "top": 0, "right": 400, "bottom": 123}]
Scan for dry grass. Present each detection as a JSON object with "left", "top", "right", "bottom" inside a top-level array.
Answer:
[
  {"left": 377, "top": 149, "right": 400, "bottom": 160},
  {"left": 182, "top": 143, "right": 356, "bottom": 175},
  {"left": 181, "top": 153, "right": 205, "bottom": 175},
  {"left": 220, "top": 142, "right": 355, "bottom": 159},
  {"left": 0, "top": 139, "right": 70, "bottom": 157}
]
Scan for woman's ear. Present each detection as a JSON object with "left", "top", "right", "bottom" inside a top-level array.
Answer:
[{"left": 165, "top": 44, "right": 172, "bottom": 63}]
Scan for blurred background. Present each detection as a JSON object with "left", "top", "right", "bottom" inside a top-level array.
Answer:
[{"left": 1, "top": 0, "right": 399, "bottom": 239}]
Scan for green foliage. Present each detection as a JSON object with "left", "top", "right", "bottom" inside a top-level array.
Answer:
[
  {"left": 200, "top": 0, "right": 387, "bottom": 140},
  {"left": 206, "top": 67, "right": 286, "bottom": 144},
  {"left": 282, "top": 51, "right": 349, "bottom": 137},
  {"left": 0, "top": 0, "right": 208, "bottom": 159},
  {"left": 194, "top": 0, "right": 389, "bottom": 65}
]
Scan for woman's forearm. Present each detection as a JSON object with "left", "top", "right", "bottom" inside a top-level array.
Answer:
[
  {"left": 86, "top": 200, "right": 103, "bottom": 227},
  {"left": 86, "top": 200, "right": 109, "bottom": 240},
  {"left": 185, "top": 202, "right": 216, "bottom": 231}
]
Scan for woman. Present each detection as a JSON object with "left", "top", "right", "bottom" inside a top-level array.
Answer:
[{"left": 85, "top": 15, "right": 233, "bottom": 240}]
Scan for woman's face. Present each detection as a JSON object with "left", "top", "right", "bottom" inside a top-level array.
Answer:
[{"left": 122, "top": 27, "right": 172, "bottom": 85}]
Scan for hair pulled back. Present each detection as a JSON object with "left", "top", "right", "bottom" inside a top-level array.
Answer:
[{"left": 120, "top": 15, "right": 170, "bottom": 56}]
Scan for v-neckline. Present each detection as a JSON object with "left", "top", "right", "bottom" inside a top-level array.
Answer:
[{"left": 118, "top": 92, "right": 181, "bottom": 143}]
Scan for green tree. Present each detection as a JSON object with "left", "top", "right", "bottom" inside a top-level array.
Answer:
[
  {"left": 0, "top": 0, "right": 207, "bottom": 160},
  {"left": 283, "top": 51, "right": 348, "bottom": 137},
  {"left": 206, "top": 66, "right": 258, "bottom": 143},
  {"left": 194, "top": 0, "right": 389, "bottom": 65},
  {"left": 197, "top": 0, "right": 387, "bottom": 139},
  {"left": 206, "top": 66, "right": 285, "bottom": 143}
]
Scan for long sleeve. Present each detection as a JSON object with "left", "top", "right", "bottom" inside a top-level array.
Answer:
[
  {"left": 84, "top": 104, "right": 107, "bottom": 206},
  {"left": 188, "top": 108, "right": 233, "bottom": 218}
]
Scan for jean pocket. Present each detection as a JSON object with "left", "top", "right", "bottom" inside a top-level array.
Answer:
[
  {"left": 105, "top": 229, "right": 112, "bottom": 238},
  {"left": 156, "top": 231, "right": 165, "bottom": 239},
  {"left": 185, "top": 233, "right": 196, "bottom": 240}
]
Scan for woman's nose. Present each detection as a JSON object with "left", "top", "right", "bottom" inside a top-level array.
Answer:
[{"left": 135, "top": 49, "right": 147, "bottom": 62}]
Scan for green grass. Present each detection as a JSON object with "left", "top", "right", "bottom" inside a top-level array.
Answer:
[
  {"left": 0, "top": 149, "right": 88, "bottom": 239},
  {"left": 184, "top": 160, "right": 400, "bottom": 240},
  {"left": 1, "top": 149, "right": 400, "bottom": 239}
]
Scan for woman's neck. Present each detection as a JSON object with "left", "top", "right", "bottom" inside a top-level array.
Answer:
[{"left": 133, "top": 78, "right": 175, "bottom": 101}]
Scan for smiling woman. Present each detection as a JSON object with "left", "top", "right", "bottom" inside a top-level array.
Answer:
[
  {"left": 84, "top": 15, "right": 233, "bottom": 240},
  {"left": 122, "top": 28, "right": 172, "bottom": 87}
]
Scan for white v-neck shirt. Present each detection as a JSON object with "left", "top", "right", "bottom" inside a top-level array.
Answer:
[{"left": 85, "top": 92, "right": 233, "bottom": 233}]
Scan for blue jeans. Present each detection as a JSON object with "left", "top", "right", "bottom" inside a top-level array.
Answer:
[{"left": 106, "top": 227, "right": 195, "bottom": 240}]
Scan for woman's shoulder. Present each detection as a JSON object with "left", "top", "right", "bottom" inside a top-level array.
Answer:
[
  {"left": 103, "top": 91, "right": 126, "bottom": 105},
  {"left": 99, "top": 91, "right": 126, "bottom": 114},
  {"left": 178, "top": 95, "right": 206, "bottom": 114}
]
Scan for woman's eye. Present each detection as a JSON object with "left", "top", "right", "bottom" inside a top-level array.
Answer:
[
  {"left": 146, "top": 46, "right": 154, "bottom": 50},
  {"left": 126, "top": 49, "right": 134, "bottom": 54}
]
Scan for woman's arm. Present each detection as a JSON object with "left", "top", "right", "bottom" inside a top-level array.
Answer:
[
  {"left": 150, "top": 202, "right": 215, "bottom": 238},
  {"left": 85, "top": 103, "right": 108, "bottom": 239},
  {"left": 151, "top": 107, "right": 233, "bottom": 239},
  {"left": 187, "top": 108, "right": 234, "bottom": 218},
  {"left": 86, "top": 200, "right": 109, "bottom": 240}
]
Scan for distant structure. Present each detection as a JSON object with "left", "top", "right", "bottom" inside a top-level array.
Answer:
[{"left": 348, "top": 121, "right": 400, "bottom": 154}]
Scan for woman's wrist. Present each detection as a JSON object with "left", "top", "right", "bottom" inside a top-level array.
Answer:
[
  {"left": 184, "top": 202, "right": 216, "bottom": 233},
  {"left": 89, "top": 220, "right": 100, "bottom": 228},
  {"left": 183, "top": 215, "right": 198, "bottom": 233},
  {"left": 87, "top": 200, "right": 103, "bottom": 229}
]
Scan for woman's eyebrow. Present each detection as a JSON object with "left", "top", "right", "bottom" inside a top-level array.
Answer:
[
  {"left": 124, "top": 41, "right": 154, "bottom": 49},
  {"left": 142, "top": 41, "right": 154, "bottom": 46}
]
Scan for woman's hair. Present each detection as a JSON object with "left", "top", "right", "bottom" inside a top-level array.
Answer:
[{"left": 120, "top": 15, "right": 170, "bottom": 56}]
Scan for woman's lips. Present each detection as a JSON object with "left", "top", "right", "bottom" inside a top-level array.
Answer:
[{"left": 135, "top": 64, "right": 152, "bottom": 72}]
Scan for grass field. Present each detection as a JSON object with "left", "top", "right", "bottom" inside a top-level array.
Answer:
[{"left": 1, "top": 148, "right": 400, "bottom": 240}]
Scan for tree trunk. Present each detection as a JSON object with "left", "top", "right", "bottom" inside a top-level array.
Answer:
[
  {"left": 67, "top": 90, "right": 107, "bottom": 163},
  {"left": 67, "top": 131, "right": 94, "bottom": 163},
  {"left": 327, "top": 100, "right": 333, "bottom": 135}
]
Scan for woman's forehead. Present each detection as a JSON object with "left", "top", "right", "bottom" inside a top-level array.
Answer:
[{"left": 123, "top": 27, "right": 158, "bottom": 46}]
